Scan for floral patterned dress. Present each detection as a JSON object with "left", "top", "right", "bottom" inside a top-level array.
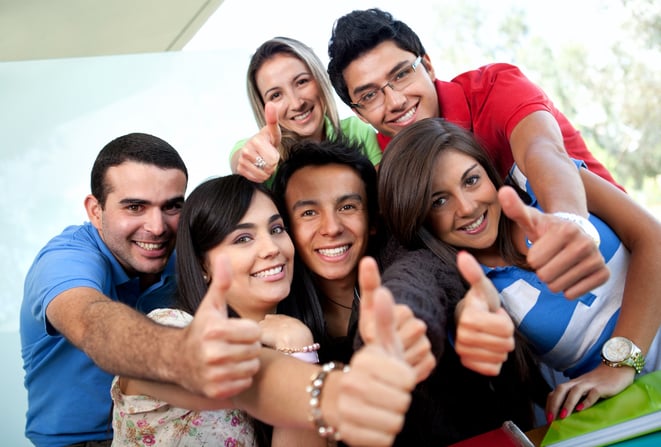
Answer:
[{"left": 111, "top": 308, "right": 257, "bottom": 447}]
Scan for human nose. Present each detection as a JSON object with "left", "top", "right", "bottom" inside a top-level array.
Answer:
[
  {"left": 319, "top": 212, "right": 343, "bottom": 236},
  {"left": 290, "top": 94, "right": 306, "bottom": 111},
  {"left": 144, "top": 209, "right": 166, "bottom": 235},
  {"left": 258, "top": 234, "right": 280, "bottom": 258},
  {"left": 382, "top": 83, "right": 406, "bottom": 109},
  {"left": 455, "top": 193, "right": 477, "bottom": 217}
]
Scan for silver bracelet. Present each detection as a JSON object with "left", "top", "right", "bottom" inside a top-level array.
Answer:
[
  {"left": 306, "top": 361, "right": 351, "bottom": 440},
  {"left": 552, "top": 212, "right": 601, "bottom": 246}
]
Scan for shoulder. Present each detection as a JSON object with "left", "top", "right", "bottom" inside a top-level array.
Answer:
[
  {"left": 379, "top": 238, "right": 465, "bottom": 317},
  {"left": 229, "top": 137, "right": 250, "bottom": 159},
  {"left": 26, "top": 223, "right": 110, "bottom": 283},
  {"left": 338, "top": 115, "right": 375, "bottom": 136},
  {"left": 451, "top": 63, "right": 531, "bottom": 87}
]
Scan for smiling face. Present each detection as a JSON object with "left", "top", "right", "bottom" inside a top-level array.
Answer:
[
  {"left": 427, "top": 149, "right": 501, "bottom": 252},
  {"left": 256, "top": 53, "right": 325, "bottom": 141},
  {"left": 86, "top": 161, "right": 186, "bottom": 280},
  {"left": 284, "top": 164, "right": 369, "bottom": 287},
  {"left": 343, "top": 40, "right": 439, "bottom": 138},
  {"left": 204, "top": 191, "right": 294, "bottom": 321}
]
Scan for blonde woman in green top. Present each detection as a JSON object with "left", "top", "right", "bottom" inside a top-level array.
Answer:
[{"left": 230, "top": 37, "right": 382, "bottom": 184}]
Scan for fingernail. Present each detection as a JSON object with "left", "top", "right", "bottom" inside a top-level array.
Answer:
[
  {"left": 559, "top": 408, "right": 568, "bottom": 419},
  {"left": 576, "top": 403, "right": 584, "bottom": 411},
  {"left": 546, "top": 412, "right": 554, "bottom": 424}
]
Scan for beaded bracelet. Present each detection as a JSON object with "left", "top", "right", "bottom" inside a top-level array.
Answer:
[
  {"left": 306, "top": 361, "right": 351, "bottom": 440},
  {"left": 276, "top": 342, "right": 320, "bottom": 355}
]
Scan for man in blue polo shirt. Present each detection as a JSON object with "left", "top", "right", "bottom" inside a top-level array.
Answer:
[{"left": 20, "top": 133, "right": 262, "bottom": 447}]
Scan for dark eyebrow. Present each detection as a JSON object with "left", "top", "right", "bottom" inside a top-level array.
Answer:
[
  {"left": 234, "top": 214, "right": 282, "bottom": 230},
  {"left": 336, "top": 193, "right": 364, "bottom": 205},
  {"left": 430, "top": 163, "right": 479, "bottom": 199},
  {"left": 462, "top": 163, "right": 479, "bottom": 180},
  {"left": 119, "top": 198, "right": 148, "bottom": 206},
  {"left": 118, "top": 196, "right": 184, "bottom": 207},
  {"left": 263, "top": 71, "right": 310, "bottom": 98},
  {"left": 351, "top": 59, "right": 413, "bottom": 96},
  {"left": 291, "top": 199, "right": 319, "bottom": 211}
]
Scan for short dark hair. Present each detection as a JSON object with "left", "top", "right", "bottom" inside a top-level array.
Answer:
[
  {"left": 272, "top": 137, "right": 378, "bottom": 227},
  {"left": 271, "top": 138, "right": 379, "bottom": 361},
  {"left": 90, "top": 132, "right": 188, "bottom": 207},
  {"left": 328, "top": 8, "right": 427, "bottom": 106}
]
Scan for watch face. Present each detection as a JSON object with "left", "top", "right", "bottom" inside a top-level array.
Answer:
[{"left": 603, "top": 337, "right": 632, "bottom": 362}]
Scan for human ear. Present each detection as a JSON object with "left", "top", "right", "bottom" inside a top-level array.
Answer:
[{"left": 84, "top": 194, "right": 103, "bottom": 230}]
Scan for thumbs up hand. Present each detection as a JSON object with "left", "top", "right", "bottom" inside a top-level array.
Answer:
[
  {"left": 358, "top": 257, "right": 436, "bottom": 383},
  {"left": 498, "top": 186, "right": 608, "bottom": 299},
  {"left": 454, "top": 251, "right": 515, "bottom": 376},
  {"left": 335, "top": 257, "right": 416, "bottom": 446},
  {"left": 180, "top": 253, "right": 262, "bottom": 399},
  {"left": 234, "top": 102, "right": 282, "bottom": 183},
  {"left": 358, "top": 256, "right": 404, "bottom": 357}
]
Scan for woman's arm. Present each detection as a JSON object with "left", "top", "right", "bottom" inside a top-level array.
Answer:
[
  {"left": 546, "top": 168, "right": 661, "bottom": 420},
  {"left": 580, "top": 168, "right": 661, "bottom": 354},
  {"left": 120, "top": 376, "right": 234, "bottom": 411}
]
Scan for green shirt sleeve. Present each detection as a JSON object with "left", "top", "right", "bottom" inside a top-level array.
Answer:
[
  {"left": 338, "top": 116, "right": 383, "bottom": 166},
  {"left": 229, "top": 137, "right": 249, "bottom": 165}
]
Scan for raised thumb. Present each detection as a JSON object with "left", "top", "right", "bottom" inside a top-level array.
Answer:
[
  {"left": 198, "top": 252, "right": 232, "bottom": 319},
  {"left": 456, "top": 250, "right": 500, "bottom": 312},
  {"left": 264, "top": 102, "right": 281, "bottom": 148},
  {"left": 371, "top": 286, "right": 403, "bottom": 357},
  {"left": 358, "top": 256, "right": 379, "bottom": 344},
  {"left": 499, "top": 185, "right": 540, "bottom": 244}
]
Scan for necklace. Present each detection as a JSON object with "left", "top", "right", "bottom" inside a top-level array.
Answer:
[
  {"left": 325, "top": 287, "right": 360, "bottom": 310},
  {"left": 326, "top": 295, "right": 352, "bottom": 310}
]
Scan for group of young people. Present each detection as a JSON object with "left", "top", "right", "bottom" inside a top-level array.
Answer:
[{"left": 20, "top": 7, "right": 661, "bottom": 447}]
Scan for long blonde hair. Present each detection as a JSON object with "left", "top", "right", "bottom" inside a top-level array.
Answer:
[{"left": 246, "top": 37, "right": 340, "bottom": 160}]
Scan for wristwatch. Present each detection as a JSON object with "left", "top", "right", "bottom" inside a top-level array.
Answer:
[{"left": 601, "top": 336, "right": 646, "bottom": 374}]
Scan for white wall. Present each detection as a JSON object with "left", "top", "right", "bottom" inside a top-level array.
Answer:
[{"left": 0, "top": 48, "right": 258, "bottom": 445}]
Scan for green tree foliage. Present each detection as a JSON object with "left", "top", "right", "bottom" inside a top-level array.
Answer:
[{"left": 428, "top": 0, "right": 661, "bottom": 194}]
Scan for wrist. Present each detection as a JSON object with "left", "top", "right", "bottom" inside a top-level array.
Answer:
[
  {"left": 307, "top": 361, "right": 350, "bottom": 440},
  {"left": 552, "top": 212, "right": 601, "bottom": 246}
]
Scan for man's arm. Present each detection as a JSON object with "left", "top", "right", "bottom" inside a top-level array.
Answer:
[
  {"left": 508, "top": 110, "right": 610, "bottom": 297},
  {"left": 46, "top": 255, "right": 263, "bottom": 398},
  {"left": 510, "top": 110, "right": 588, "bottom": 216}
]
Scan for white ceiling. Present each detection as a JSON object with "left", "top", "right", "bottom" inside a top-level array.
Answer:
[{"left": 0, "top": 0, "right": 225, "bottom": 62}]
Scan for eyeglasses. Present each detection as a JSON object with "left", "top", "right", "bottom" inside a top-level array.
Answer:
[{"left": 350, "top": 56, "right": 422, "bottom": 111}]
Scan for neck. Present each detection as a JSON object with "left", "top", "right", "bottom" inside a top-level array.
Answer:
[{"left": 315, "top": 273, "right": 356, "bottom": 309}]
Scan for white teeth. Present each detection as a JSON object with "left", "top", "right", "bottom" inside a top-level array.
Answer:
[
  {"left": 136, "top": 241, "right": 164, "bottom": 250},
  {"left": 462, "top": 214, "right": 484, "bottom": 232},
  {"left": 252, "top": 265, "right": 284, "bottom": 278},
  {"left": 317, "top": 245, "right": 349, "bottom": 257},
  {"left": 293, "top": 110, "right": 311, "bottom": 121},
  {"left": 394, "top": 106, "right": 416, "bottom": 123}
]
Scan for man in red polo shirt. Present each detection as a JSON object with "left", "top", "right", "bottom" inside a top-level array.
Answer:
[{"left": 327, "top": 9, "right": 615, "bottom": 306}]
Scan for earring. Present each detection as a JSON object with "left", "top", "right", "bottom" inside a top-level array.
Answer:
[{"left": 202, "top": 274, "right": 209, "bottom": 283}]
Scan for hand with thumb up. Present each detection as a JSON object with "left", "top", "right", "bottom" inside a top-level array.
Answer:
[
  {"left": 454, "top": 250, "right": 515, "bottom": 376},
  {"left": 232, "top": 102, "right": 282, "bottom": 183},
  {"left": 334, "top": 257, "right": 416, "bottom": 447},
  {"left": 498, "top": 185, "right": 608, "bottom": 299},
  {"left": 179, "top": 253, "right": 262, "bottom": 399}
]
